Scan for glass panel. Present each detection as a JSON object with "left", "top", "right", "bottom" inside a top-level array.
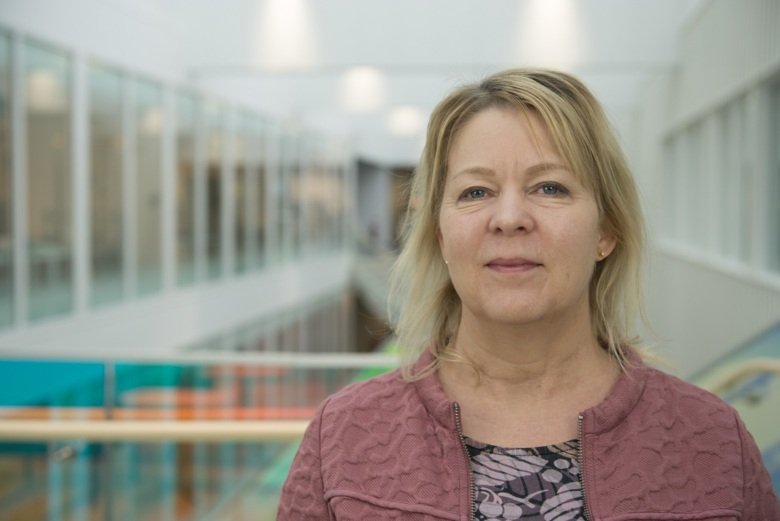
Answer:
[
  {"left": 25, "top": 41, "right": 72, "bottom": 321},
  {"left": 205, "top": 104, "right": 223, "bottom": 279},
  {"left": 330, "top": 164, "right": 346, "bottom": 251},
  {"left": 0, "top": 33, "right": 11, "bottom": 327},
  {"left": 684, "top": 123, "right": 704, "bottom": 247},
  {"left": 304, "top": 143, "right": 326, "bottom": 253},
  {"left": 253, "top": 118, "right": 267, "bottom": 269},
  {"left": 89, "top": 64, "right": 123, "bottom": 306},
  {"left": 176, "top": 93, "right": 196, "bottom": 286},
  {"left": 283, "top": 133, "right": 301, "bottom": 260},
  {"left": 136, "top": 80, "right": 163, "bottom": 295},
  {"left": 661, "top": 141, "right": 676, "bottom": 240},
  {"left": 333, "top": 163, "right": 351, "bottom": 248},
  {"left": 768, "top": 83, "right": 780, "bottom": 273},
  {"left": 270, "top": 125, "right": 284, "bottom": 265},
  {"left": 0, "top": 349, "right": 397, "bottom": 520},
  {"left": 719, "top": 106, "right": 736, "bottom": 258},
  {"left": 234, "top": 114, "right": 249, "bottom": 274},
  {"left": 670, "top": 137, "right": 687, "bottom": 242}
]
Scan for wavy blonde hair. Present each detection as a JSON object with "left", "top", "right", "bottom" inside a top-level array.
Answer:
[{"left": 388, "top": 68, "right": 647, "bottom": 378}]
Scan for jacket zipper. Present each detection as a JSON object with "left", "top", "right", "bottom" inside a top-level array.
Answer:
[
  {"left": 453, "top": 403, "right": 475, "bottom": 521},
  {"left": 577, "top": 414, "right": 592, "bottom": 521}
]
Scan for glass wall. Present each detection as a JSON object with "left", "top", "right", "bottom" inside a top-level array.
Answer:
[
  {"left": 335, "top": 164, "right": 349, "bottom": 248},
  {"left": 269, "top": 124, "right": 284, "bottom": 266},
  {"left": 252, "top": 117, "right": 267, "bottom": 269},
  {"left": 327, "top": 163, "right": 345, "bottom": 251},
  {"left": 769, "top": 82, "right": 780, "bottom": 272},
  {"left": 662, "top": 82, "right": 778, "bottom": 278},
  {"left": 234, "top": 114, "right": 249, "bottom": 274},
  {"left": 176, "top": 92, "right": 197, "bottom": 286},
  {"left": 0, "top": 29, "right": 354, "bottom": 333},
  {"left": 205, "top": 103, "right": 223, "bottom": 279},
  {"left": 135, "top": 80, "right": 163, "bottom": 296},
  {"left": 718, "top": 100, "right": 749, "bottom": 262},
  {"left": 303, "top": 142, "right": 325, "bottom": 253},
  {"left": 683, "top": 122, "right": 704, "bottom": 248},
  {"left": 25, "top": 41, "right": 72, "bottom": 321},
  {"left": 89, "top": 64, "right": 123, "bottom": 306},
  {"left": 0, "top": 32, "right": 11, "bottom": 327},
  {"left": 281, "top": 131, "right": 301, "bottom": 260}
]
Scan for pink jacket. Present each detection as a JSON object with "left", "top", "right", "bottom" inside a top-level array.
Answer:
[{"left": 278, "top": 352, "right": 780, "bottom": 520}]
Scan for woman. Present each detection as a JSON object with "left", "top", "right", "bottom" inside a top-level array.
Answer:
[{"left": 278, "top": 68, "right": 779, "bottom": 520}]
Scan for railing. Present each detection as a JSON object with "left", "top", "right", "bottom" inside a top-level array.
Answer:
[
  {"left": 2, "top": 325, "right": 779, "bottom": 521},
  {"left": 0, "top": 351, "right": 398, "bottom": 521}
]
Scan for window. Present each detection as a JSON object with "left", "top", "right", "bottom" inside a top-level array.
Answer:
[
  {"left": 768, "top": 82, "right": 780, "bottom": 272},
  {"left": 718, "top": 100, "right": 748, "bottom": 261},
  {"left": 683, "top": 122, "right": 704, "bottom": 248},
  {"left": 135, "top": 79, "right": 163, "bottom": 295},
  {"left": 88, "top": 64, "right": 123, "bottom": 306},
  {"left": 0, "top": 32, "right": 11, "bottom": 327},
  {"left": 252, "top": 117, "right": 267, "bottom": 269},
  {"left": 204, "top": 103, "right": 223, "bottom": 279},
  {"left": 268, "top": 124, "right": 284, "bottom": 265},
  {"left": 234, "top": 113, "right": 249, "bottom": 274},
  {"left": 661, "top": 84, "right": 780, "bottom": 279},
  {"left": 25, "top": 41, "right": 72, "bottom": 321},
  {"left": 175, "top": 93, "right": 197, "bottom": 285},
  {"left": 330, "top": 163, "right": 348, "bottom": 251},
  {"left": 283, "top": 132, "right": 302, "bottom": 260}
]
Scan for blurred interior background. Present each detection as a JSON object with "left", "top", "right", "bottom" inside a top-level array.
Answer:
[{"left": 0, "top": 0, "right": 778, "bottom": 519}]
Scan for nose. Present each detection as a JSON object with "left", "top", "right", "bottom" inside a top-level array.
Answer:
[{"left": 488, "top": 192, "right": 533, "bottom": 234}]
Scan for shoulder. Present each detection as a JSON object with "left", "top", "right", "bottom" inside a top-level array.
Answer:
[
  {"left": 620, "top": 364, "right": 746, "bottom": 474},
  {"left": 318, "top": 368, "right": 418, "bottom": 422},
  {"left": 641, "top": 364, "right": 738, "bottom": 426},
  {"left": 585, "top": 363, "right": 751, "bottom": 516}
]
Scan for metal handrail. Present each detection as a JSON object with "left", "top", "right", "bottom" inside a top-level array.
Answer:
[
  {"left": 0, "top": 419, "right": 309, "bottom": 442},
  {"left": 0, "top": 350, "right": 400, "bottom": 367},
  {"left": 0, "top": 352, "right": 399, "bottom": 442},
  {"left": 1, "top": 357, "right": 776, "bottom": 443},
  {"left": 702, "top": 357, "right": 780, "bottom": 396}
]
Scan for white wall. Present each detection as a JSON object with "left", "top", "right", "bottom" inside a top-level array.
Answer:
[
  {"left": 0, "top": 0, "right": 184, "bottom": 83},
  {"left": 631, "top": 0, "right": 780, "bottom": 376}
]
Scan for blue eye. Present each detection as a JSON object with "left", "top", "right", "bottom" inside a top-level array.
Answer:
[
  {"left": 538, "top": 183, "right": 567, "bottom": 196},
  {"left": 461, "top": 188, "right": 488, "bottom": 200}
]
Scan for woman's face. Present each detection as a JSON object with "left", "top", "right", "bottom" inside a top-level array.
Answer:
[{"left": 438, "top": 106, "right": 614, "bottom": 329}]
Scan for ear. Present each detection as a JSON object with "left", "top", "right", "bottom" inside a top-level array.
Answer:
[{"left": 596, "top": 232, "right": 617, "bottom": 261}]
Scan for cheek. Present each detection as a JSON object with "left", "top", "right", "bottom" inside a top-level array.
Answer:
[
  {"left": 553, "top": 220, "right": 601, "bottom": 266},
  {"left": 440, "top": 228, "right": 472, "bottom": 262}
]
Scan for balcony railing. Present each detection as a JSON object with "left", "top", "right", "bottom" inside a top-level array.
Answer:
[
  {"left": 0, "top": 351, "right": 398, "bottom": 521},
  {"left": 1, "top": 323, "right": 778, "bottom": 520}
]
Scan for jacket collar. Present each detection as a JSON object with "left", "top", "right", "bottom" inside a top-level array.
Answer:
[{"left": 411, "top": 347, "right": 650, "bottom": 435}]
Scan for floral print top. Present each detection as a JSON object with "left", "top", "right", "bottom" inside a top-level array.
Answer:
[{"left": 464, "top": 437, "right": 585, "bottom": 521}]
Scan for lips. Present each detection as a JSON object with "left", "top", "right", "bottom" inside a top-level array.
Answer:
[{"left": 485, "top": 257, "right": 542, "bottom": 272}]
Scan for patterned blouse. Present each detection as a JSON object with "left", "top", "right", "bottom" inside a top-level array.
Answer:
[{"left": 464, "top": 437, "right": 585, "bottom": 521}]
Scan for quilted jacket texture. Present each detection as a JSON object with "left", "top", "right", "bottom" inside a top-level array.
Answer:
[{"left": 278, "top": 351, "right": 780, "bottom": 520}]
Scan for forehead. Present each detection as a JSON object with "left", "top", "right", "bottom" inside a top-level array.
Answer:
[{"left": 446, "top": 107, "right": 559, "bottom": 173}]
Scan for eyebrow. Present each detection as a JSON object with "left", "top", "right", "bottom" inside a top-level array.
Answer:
[
  {"left": 451, "top": 162, "right": 570, "bottom": 180},
  {"left": 526, "top": 162, "right": 571, "bottom": 177}
]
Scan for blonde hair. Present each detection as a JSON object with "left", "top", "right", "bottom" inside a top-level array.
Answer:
[{"left": 388, "top": 68, "right": 647, "bottom": 378}]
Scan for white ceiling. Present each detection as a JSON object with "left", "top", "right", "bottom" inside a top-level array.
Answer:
[
  {"left": 79, "top": 0, "right": 711, "bottom": 165},
  {"left": 173, "top": 0, "right": 709, "bottom": 165}
]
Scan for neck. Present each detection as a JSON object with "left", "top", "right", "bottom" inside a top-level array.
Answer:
[{"left": 444, "top": 306, "right": 615, "bottom": 395}]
